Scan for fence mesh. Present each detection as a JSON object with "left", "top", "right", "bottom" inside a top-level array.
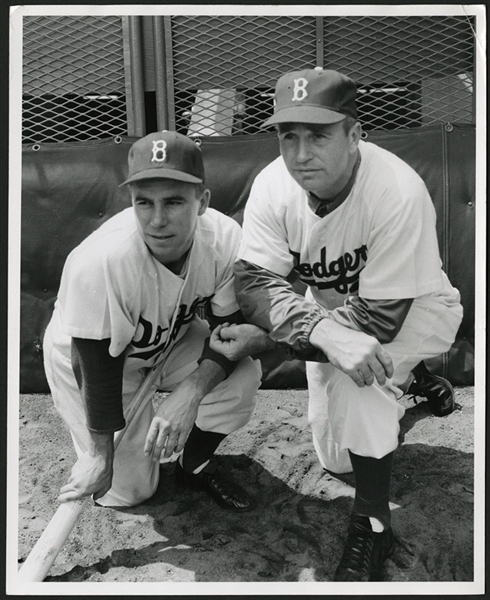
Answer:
[
  {"left": 325, "top": 16, "right": 475, "bottom": 131},
  {"left": 170, "top": 16, "right": 318, "bottom": 135},
  {"left": 22, "top": 16, "right": 127, "bottom": 143},
  {"left": 22, "top": 14, "right": 475, "bottom": 142},
  {"left": 170, "top": 15, "right": 475, "bottom": 135}
]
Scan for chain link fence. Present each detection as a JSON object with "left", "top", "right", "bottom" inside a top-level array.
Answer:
[
  {"left": 170, "top": 15, "right": 475, "bottom": 135},
  {"left": 22, "top": 14, "right": 476, "bottom": 142},
  {"left": 22, "top": 16, "right": 127, "bottom": 143}
]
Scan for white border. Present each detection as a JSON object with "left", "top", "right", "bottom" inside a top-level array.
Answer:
[{"left": 8, "top": 4, "right": 486, "bottom": 596}]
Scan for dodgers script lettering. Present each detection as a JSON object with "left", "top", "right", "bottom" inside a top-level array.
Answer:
[{"left": 290, "top": 245, "right": 368, "bottom": 294}]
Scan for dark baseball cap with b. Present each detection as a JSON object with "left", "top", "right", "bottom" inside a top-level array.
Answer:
[
  {"left": 262, "top": 67, "right": 357, "bottom": 127},
  {"left": 120, "top": 130, "right": 204, "bottom": 186}
]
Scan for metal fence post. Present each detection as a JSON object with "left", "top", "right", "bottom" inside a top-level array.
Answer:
[
  {"left": 316, "top": 17, "right": 324, "bottom": 68},
  {"left": 163, "top": 16, "right": 176, "bottom": 131},
  {"left": 152, "top": 15, "right": 169, "bottom": 131},
  {"left": 127, "top": 15, "right": 146, "bottom": 137}
]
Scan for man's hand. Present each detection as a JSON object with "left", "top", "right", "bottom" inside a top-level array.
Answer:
[
  {"left": 144, "top": 390, "right": 200, "bottom": 462},
  {"left": 210, "top": 323, "right": 275, "bottom": 361},
  {"left": 309, "top": 317, "right": 394, "bottom": 387},
  {"left": 144, "top": 359, "right": 226, "bottom": 463},
  {"left": 58, "top": 432, "right": 114, "bottom": 503}
]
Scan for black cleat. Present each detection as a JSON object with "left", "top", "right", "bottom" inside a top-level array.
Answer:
[
  {"left": 334, "top": 515, "right": 394, "bottom": 582},
  {"left": 407, "top": 360, "right": 456, "bottom": 417},
  {"left": 175, "top": 460, "right": 255, "bottom": 512}
]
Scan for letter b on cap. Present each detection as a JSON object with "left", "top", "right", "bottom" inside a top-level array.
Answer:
[
  {"left": 151, "top": 140, "right": 167, "bottom": 163},
  {"left": 292, "top": 78, "right": 309, "bottom": 101}
]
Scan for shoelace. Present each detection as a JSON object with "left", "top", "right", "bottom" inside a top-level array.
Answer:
[{"left": 338, "top": 526, "right": 374, "bottom": 573}]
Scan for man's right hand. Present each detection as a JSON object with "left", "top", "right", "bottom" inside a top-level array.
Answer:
[
  {"left": 309, "top": 317, "right": 394, "bottom": 387},
  {"left": 58, "top": 432, "right": 114, "bottom": 503}
]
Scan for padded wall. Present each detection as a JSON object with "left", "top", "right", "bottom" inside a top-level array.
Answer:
[{"left": 20, "top": 124, "right": 475, "bottom": 392}]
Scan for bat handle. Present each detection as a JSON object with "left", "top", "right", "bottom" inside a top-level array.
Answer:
[{"left": 18, "top": 497, "right": 89, "bottom": 582}]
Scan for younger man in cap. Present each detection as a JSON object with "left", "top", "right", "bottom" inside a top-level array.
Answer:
[
  {"left": 211, "top": 68, "right": 463, "bottom": 579},
  {"left": 43, "top": 131, "right": 261, "bottom": 511}
]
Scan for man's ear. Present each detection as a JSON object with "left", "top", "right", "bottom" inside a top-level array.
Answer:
[
  {"left": 349, "top": 122, "right": 362, "bottom": 152},
  {"left": 198, "top": 188, "right": 211, "bottom": 215}
]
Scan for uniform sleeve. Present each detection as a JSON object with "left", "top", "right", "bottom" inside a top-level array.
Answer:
[{"left": 71, "top": 337, "right": 126, "bottom": 433}]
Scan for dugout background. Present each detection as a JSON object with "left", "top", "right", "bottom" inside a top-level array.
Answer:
[{"left": 20, "top": 14, "right": 477, "bottom": 391}]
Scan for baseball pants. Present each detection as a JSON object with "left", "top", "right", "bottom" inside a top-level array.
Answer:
[
  {"left": 307, "top": 291, "right": 463, "bottom": 474},
  {"left": 43, "top": 317, "right": 262, "bottom": 507}
]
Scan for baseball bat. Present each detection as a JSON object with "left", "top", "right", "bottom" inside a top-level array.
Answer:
[{"left": 18, "top": 360, "right": 166, "bottom": 582}]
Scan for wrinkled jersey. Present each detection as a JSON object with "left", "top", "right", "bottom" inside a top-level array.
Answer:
[
  {"left": 51, "top": 206, "right": 241, "bottom": 376},
  {"left": 238, "top": 139, "right": 454, "bottom": 311}
]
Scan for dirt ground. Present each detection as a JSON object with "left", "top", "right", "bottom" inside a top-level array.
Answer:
[{"left": 17, "top": 386, "right": 475, "bottom": 585}]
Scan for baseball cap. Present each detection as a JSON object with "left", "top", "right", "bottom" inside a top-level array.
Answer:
[
  {"left": 120, "top": 130, "right": 205, "bottom": 186},
  {"left": 262, "top": 67, "right": 357, "bottom": 127}
]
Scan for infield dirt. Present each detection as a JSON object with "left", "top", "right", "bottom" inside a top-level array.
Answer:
[{"left": 17, "top": 386, "right": 475, "bottom": 585}]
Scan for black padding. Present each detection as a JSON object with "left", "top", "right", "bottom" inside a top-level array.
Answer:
[{"left": 20, "top": 124, "right": 475, "bottom": 391}]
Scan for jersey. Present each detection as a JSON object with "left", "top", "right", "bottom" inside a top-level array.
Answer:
[
  {"left": 49, "top": 206, "right": 242, "bottom": 380},
  {"left": 238, "top": 139, "right": 458, "bottom": 312}
]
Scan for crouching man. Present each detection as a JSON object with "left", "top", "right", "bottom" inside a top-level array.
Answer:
[
  {"left": 210, "top": 67, "right": 463, "bottom": 580},
  {"left": 43, "top": 131, "right": 261, "bottom": 511}
]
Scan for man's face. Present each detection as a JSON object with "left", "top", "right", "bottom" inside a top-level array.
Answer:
[
  {"left": 131, "top": 179, "right": 210, "bottom": 268},
  {"left": 278, "top": 121, "right": 360, "bottom": 199}
]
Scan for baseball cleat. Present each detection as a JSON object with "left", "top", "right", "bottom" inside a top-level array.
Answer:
[
  {"left": 175, "top": 460, "right": 255, "bottom": 512},
  {"left": 407, "top": 360, "right": 456, "bottom": 417},
  {"left": 334, "top": 515, "right": 394, "bottom": 581}
]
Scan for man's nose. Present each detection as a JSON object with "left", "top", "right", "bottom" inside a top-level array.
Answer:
[
  {"left": 151, "top": 206, "right": 168, "bottom": 228},
  {"left": 296, "top": 138, "right": 312, "bottom": 162}
]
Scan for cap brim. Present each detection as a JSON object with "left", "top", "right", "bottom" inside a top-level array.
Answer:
[
  {"left": 262, "top": 106, "right": 346, "bottom": 128},
  {"left": 120, "top": 168, "right": 203, "bottom": 187}
]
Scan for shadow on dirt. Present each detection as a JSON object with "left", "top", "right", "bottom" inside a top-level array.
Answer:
[{"left": 46, "top": 434, "right": 474, "bottom": 583}]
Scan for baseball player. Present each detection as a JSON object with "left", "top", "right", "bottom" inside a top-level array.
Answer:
[
  {"left": 210, "top": 68, "right": 463, "bottom": 580},
  {"left": 43, "top": 130, "right": 262, "bottom": 512}
]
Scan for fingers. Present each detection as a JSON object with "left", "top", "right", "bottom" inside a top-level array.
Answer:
[
  {"left": 210, "top": 323, "right": 225, "bottom": 342},
  {"left": 144, "top": 420, "right": 168, "bottom": 462},
  {"left": 217, "top": 323, "right": 237, "bottom": 341},
  {"left": 144, "top": 421, "right": 160, "bottom": 458},
  {"left": 377, "top": 347, "right": 394, "bottom": 379},
  {"left": 365, "top": 361, "right": 386, "bottom": 386},
  {"left": 175, "top": 430, "right": 188, "bottom": 456},
  {"left": 58, "top": 490, "right": 81, "bottom": 503},
  {"left": 58, "top": 480, "right": 109, "bottom": 503},
  {"left": 353, "top": 347, "right": 393, "bottom": 387},
  {"left": 145, "top": 418, "right": 187, "bottom": 462},
  {"left": 58, "top": 483, "right": 80, "bottom": 503},
  {"left": 163, "top": 432, "right": 180, "bottom": 459}
]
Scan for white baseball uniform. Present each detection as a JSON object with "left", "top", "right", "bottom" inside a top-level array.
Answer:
[
  {"left": 236, "top": 140, "right": 463, "bottom": 473},
  {"left": 44, "top": 206, "right": 261, "bottom": 506}
]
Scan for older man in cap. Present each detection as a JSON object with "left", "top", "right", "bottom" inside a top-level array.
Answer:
[
  {"left": 43, "top": 130, "right": 262, "bottom": 512},
  {"left": 210, "top": 68, "right": 463, "bottom": 580}
]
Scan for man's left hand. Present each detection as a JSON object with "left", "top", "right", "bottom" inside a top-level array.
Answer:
[{"left": 144, "top": 391, "right": 199, "bottom": 462}]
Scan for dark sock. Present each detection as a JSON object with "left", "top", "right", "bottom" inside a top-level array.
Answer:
[
  {"left": 182, "top": 424, "right": 227, "bottom": 473},
  {"left": 348, "top": 450, "right": 394, "bottom": 530}
]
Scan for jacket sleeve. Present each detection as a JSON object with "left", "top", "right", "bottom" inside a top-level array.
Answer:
[
  {"left": 234, "top": 260, "right": 413, "bottom": 357},
  {"left": 328, "top": 296, "right": 414, "bottom": 344},
  {"left": 234, "top": 260, "right": 328, "bottom": 361}
]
